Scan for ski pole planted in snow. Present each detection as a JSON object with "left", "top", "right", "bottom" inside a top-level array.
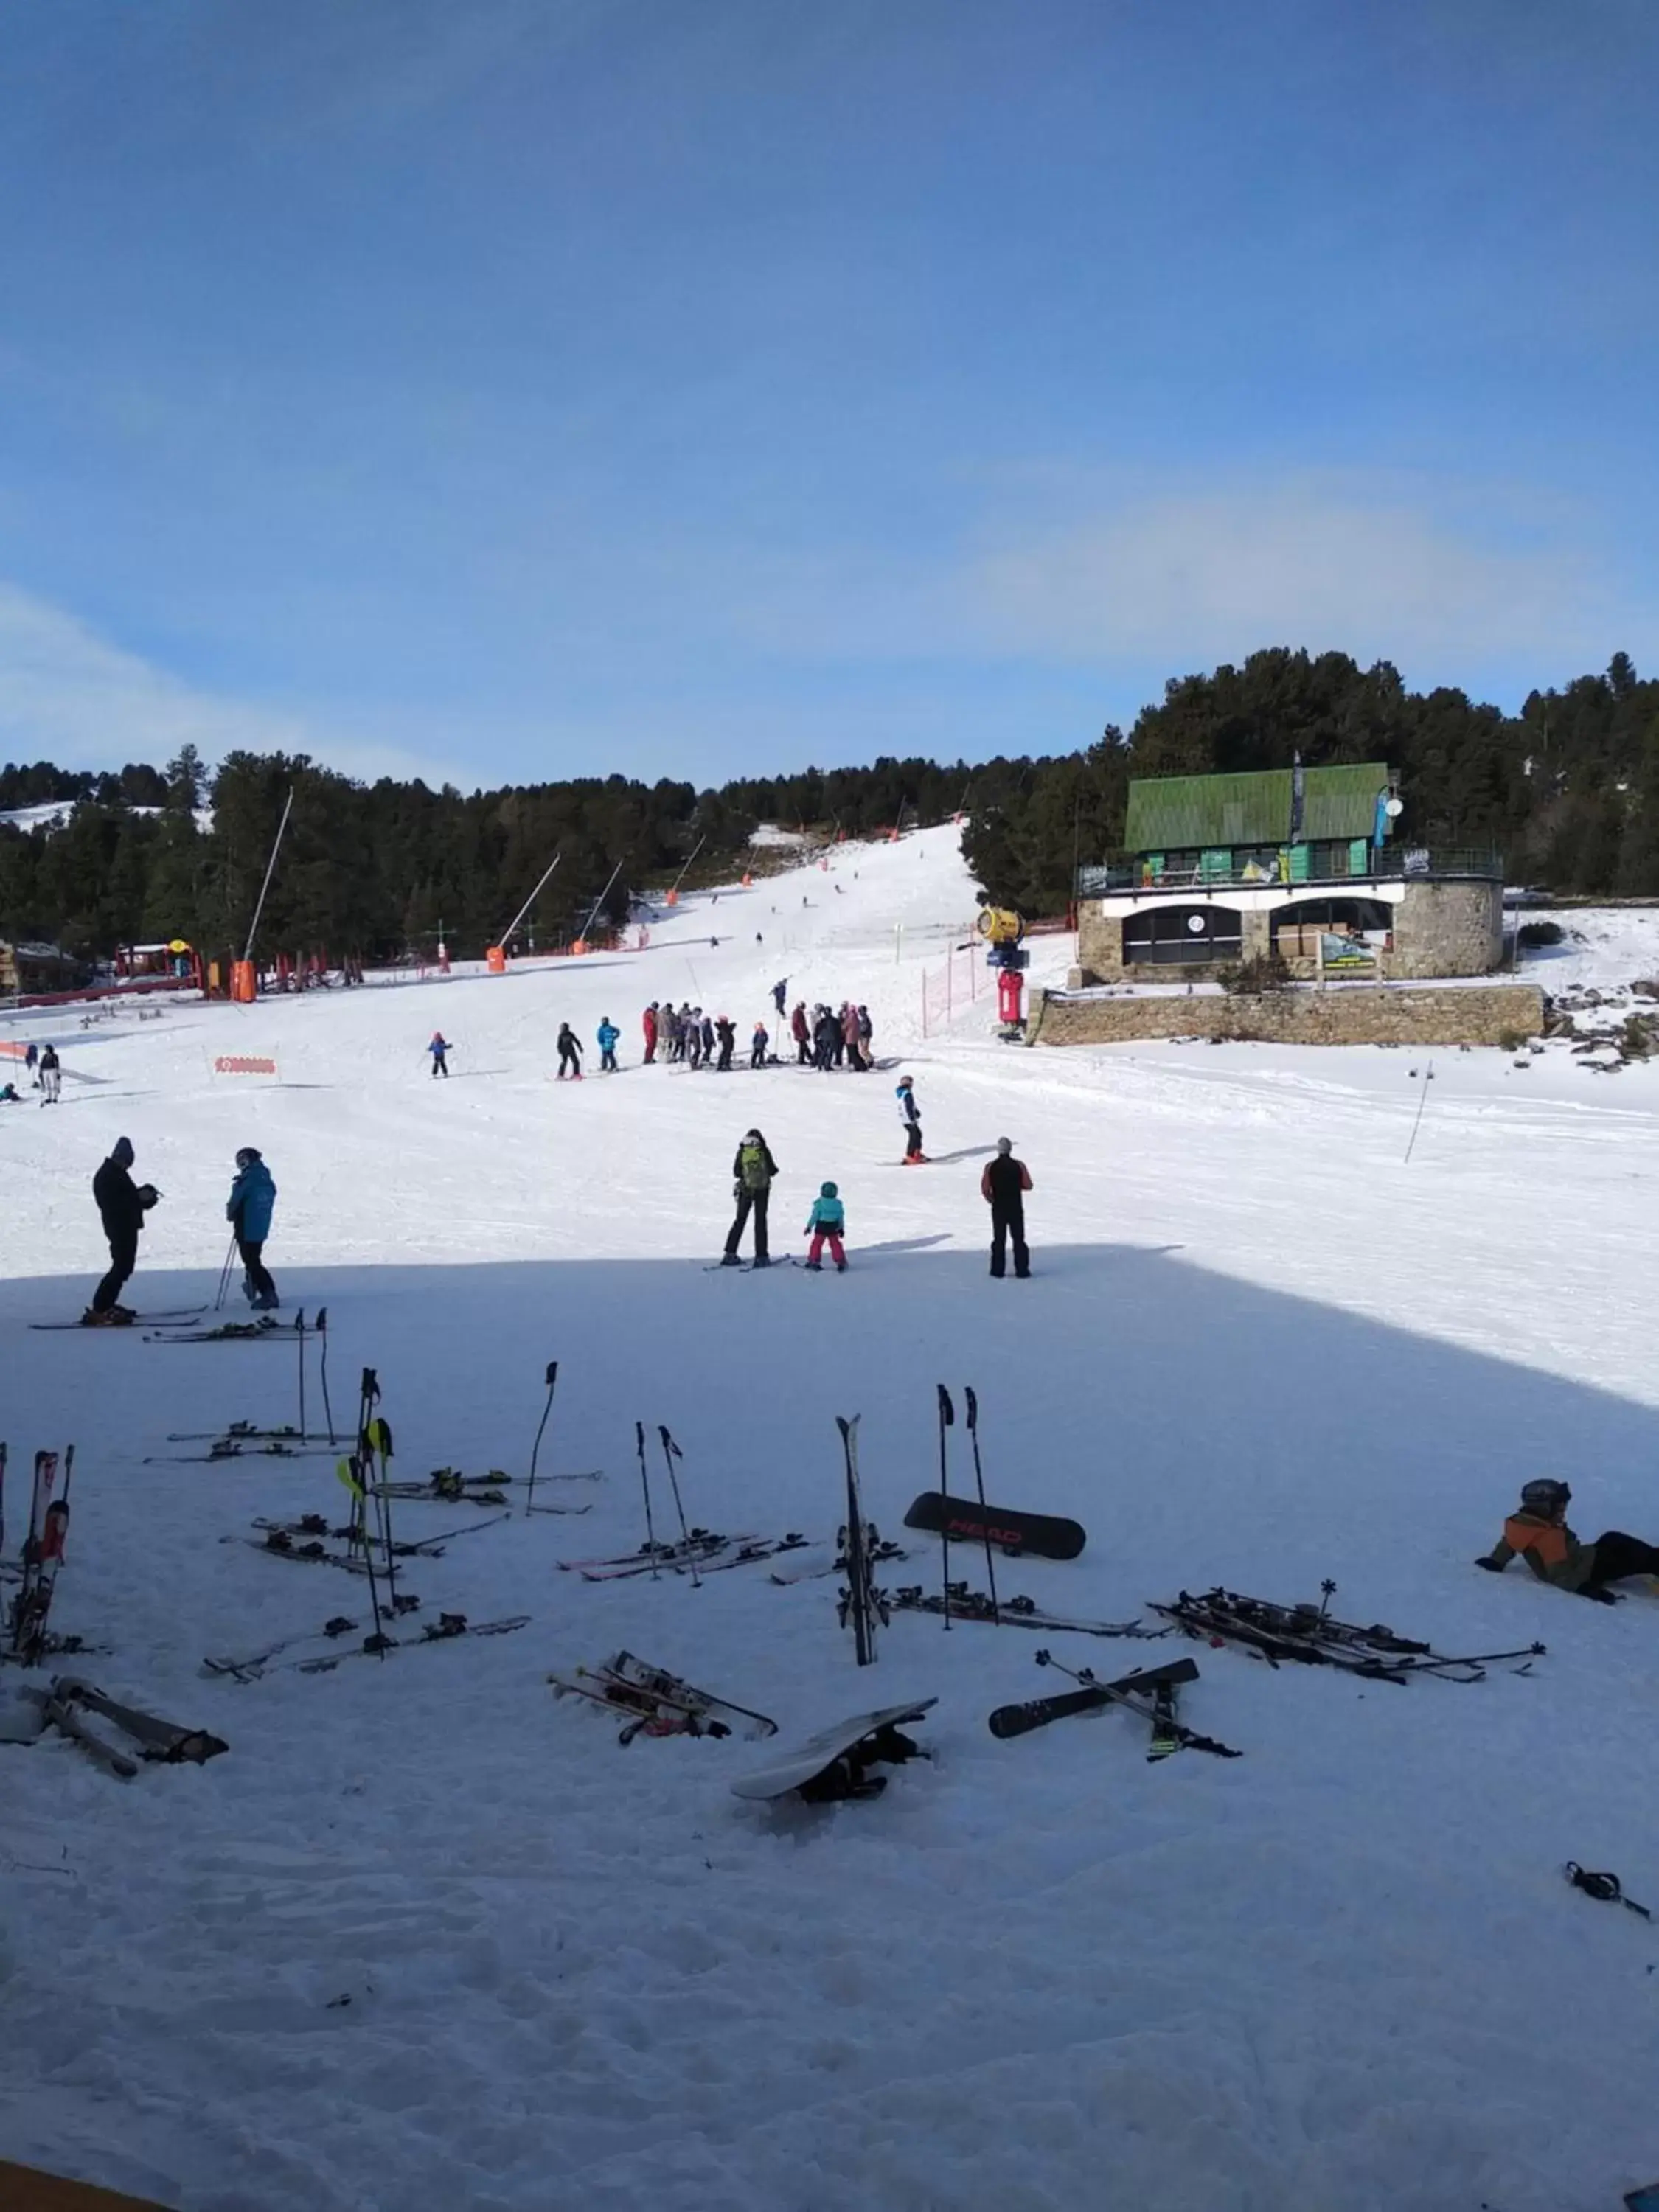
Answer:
[
  {"left": 963, "top": 1386, "right": 999, "bottom": 1625},
  {"left": 658, "top": 1426, "right": 700, "bottom": 1588},
  {"left": 317, "top": 1307, "right": 335, "bottom": 1444},
  {"left": 936, "top": 1385, "right": 954, "bottom": 1631},
  {"left": 634, "top": 1422, "right": 659, "bottom": 1577},
  {"left": 296, "top": 1310, "right": 307, "bottom": 1441},
  {"left": 1403, "top": 1058, "right": 1436, "bottom": 1165},
  {"left": 526, "top": 1361, "right": 557, "bottom": 1514},
  {"left": 215, "top": 1232, "right": 239, "bottom": 1312}
]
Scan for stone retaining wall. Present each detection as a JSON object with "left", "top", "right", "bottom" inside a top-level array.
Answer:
[{"left": 1029, "top": 981, "right": 1545, "bottom": 1049}]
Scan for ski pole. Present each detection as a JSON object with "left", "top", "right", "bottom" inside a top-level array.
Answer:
[
  {"left": 526, "top": 1360, "right": 557, "bottom": 1514},
  {"left": 964, "top": 1385, "right": 998, "bottom": 1624},
  {"left": 296, "top": 1310, "right": 307, "bottom": 1441},
  {"left": 936, "top": 1385, "right": 954, "bottom": 1630},
  {"left": 317, "top": 1308, "right": 335, "bottom": 1444},
  {"left": 634, "top": 1422, "right": 658, "bottom": 1578},
  {"left": 0, "top": 1441, "right": 7, "bottom": 1562},
  {"left": 1403, "top": 1058, "right": 1435, "bottom": 1164},
  {"left": 658, "top": 1425, "right": 699, "bottom": 1587},
  {"left": 215, "top": 1234, "right": 239, "bottom": 1311}
]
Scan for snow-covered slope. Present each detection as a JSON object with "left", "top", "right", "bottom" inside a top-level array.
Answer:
[{"left": 3, "top": 830, "right": 1659, "bottom": 2212}]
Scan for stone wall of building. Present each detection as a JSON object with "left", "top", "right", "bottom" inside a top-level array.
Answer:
[
  {"left": 1029, "top": 980, "right": 1544, "bottom": 1050},
  {"left": 1388, "top": 878, "right": 1504, "bottom": 978}
]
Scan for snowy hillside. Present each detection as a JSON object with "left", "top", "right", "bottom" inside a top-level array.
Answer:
[{"left": 4, "top": 827, "right": 1659, "bottom": 2212}]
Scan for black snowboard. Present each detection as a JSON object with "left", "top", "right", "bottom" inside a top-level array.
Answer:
[
  {"left": 903, "top": 1490, "right": 1085, "bottom": 1561},
  {"left": 989, "top": 1656, "right": 1197, "bottom": 1740}
]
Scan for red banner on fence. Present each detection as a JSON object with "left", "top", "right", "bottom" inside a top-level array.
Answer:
[{"left": 213, "top": 1054, "right": 278, "bottom": 1077}]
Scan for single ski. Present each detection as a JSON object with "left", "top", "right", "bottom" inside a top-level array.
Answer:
[
  {"left": 146, "top": 1309, "right": 319, "bottom": 1343},
  {"left": 733, "top": 1698, "right": 936, "bottom": 1803},
  {"left": 695, "top": 1534, "right": 811, "bottom": 1575},
  {"left": 144, "top": 1441, "right": 336, "bottom": 1464},
  {"left": 890, "top": 1584, "right": 1158, "bottom": 1638},
  {"left": 38, "top": 1677, "right": 228, "bottom": 1764},
  {"left": 557, "top": 1528, "right": 740, "bottom": 1576},
  {"left": 577, "top": 1531, "right": 759, "bottom": 1582},
  {"left": 7, "top": 1450, "right": 71, "bottom": 1667},
  {"left": 989, "top": 1655, "right": 1203, "bottom": 1742},
  {"left": 771, "top": 1534, "right": 910, "bottom": 1585},
  {"left": 167, "top": 1420, "right": 316, "bottom": 1442},
  {"left": 291, "top": 1611, "right": 532, "bottom": 1673},
  {"left": 902, "top": 1490, "right": 1086, "bottom": 1562},
  {"left": 203, "top": 1615, "right": 361, "bottom": 1680},
  {"left": 32, "top": 1305, "right": 206, "bottom": 1331}
]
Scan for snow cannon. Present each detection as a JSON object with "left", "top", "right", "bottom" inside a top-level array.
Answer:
[{"left": 975, "top": 907, "right": 1025, "bottom": 949}]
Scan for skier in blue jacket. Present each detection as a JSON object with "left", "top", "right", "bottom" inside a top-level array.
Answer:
[
  {"left": 803, "top": 1181, "right": 847, "bottom": 1272},
  {"left": 227, "top": 1147, "right": 279, "bottom": 1309},
  {"left": 597, "top": 1018, "right": 620, "bottom": 1073}
]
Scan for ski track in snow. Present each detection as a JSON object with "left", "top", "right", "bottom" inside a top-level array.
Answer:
[{"left": 4, "top": 835, "right": 1659, "bottom": 2210}]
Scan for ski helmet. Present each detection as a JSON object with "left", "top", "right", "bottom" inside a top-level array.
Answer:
[{"left": 1521, "top": 1478, "right": 1571, "bottom": 1515}]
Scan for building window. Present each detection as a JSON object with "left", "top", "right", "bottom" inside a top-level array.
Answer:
[{"left": 1122, "top": 905, "right": 1244, "bottom": 966}]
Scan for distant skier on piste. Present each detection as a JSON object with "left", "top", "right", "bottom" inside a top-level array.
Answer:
[
  {"left": 720, "top": 1128, "right": 778, "bottom": 1267},
  {"left": 772, "top": 978, "right": 788, "bottom": 1017},
  {"left": 714, "top": 1016, "right": 735, "bottom": 1071},
  {"left": 642, "top": 1002, "right": 658, "bottom": 1064},
  {"left": 428, "top": 1031, "right": 451, "bottom": 1078},
  {"left": 751, "top": 1020, "right": 768, "bottom": 1069},
  {"left": 981, "top": 1136, "right": 1032, "bottom": 1279},
  {"left": 556, "top": 1023, "right": 583, "bottom": 1079},
  {"left": 803, "top": 1181, "right": 848, "bottom": 1272},
  {"left": 791, "top": 1003, "right": 810, "bottom": 1064},
  {"left": 228, "top": 1146, "right": 280, "bottom": 1309},
  {"left": 1476, "top": 1478, "right": 1659, "bottom": 1601},
  {"left": 85, "top": 1136, "right": 159, "bottom": 1324},
  {"left": 597, "top": 1018, "right": 620, "bottom": 1073},
  {"left": 896, "top": 1074, "right": 925, "bottom": 1163},
  {"left": 38, "top": 1043, "right": 61, "bottom": 1105}
]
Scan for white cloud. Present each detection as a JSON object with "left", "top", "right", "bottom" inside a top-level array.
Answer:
[{"left": 0, "top": 582, "right": 464, "bottom": 786}]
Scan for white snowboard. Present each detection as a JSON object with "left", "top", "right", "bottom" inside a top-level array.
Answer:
[{"left": 730, "top": 1697, "right": 936, "bottom": 1801}]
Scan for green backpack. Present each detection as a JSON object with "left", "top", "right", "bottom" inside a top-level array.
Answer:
[{"left": 738, "top": 1140, "right": 770, "bottom": 1192}]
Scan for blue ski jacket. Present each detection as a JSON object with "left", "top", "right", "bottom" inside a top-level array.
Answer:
[
  {"left": 227, "top": 1157, "right": 276, "bottom": 1242},
  {"left": 597, "top": 1022, "right": 619, "bottom": 1051}
]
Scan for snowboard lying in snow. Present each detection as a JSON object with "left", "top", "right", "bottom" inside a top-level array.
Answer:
[
  {"left": 902, "top": 1491, "right": 1085, "bottom": 1561},
  {"left": 731, "top": 1698, "right": 936, "bottom": 1804}
]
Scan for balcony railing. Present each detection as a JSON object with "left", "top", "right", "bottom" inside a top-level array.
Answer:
[{"left": 1077, "top": 844, "right": 1502, "bottom": 898}]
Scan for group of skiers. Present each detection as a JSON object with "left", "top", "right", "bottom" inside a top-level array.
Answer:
[
  {"left": 13, "top": 1043, "right": 63, "bottom": 1103},
  {"left": 791, "top": 1000, "right": 874, "bottom": 1071},
  {"left": 717, "top": 1093, "right": 1033, "bottom": 1280},
  {"left": 83, "top": 1141, "right": 279, "bottom": 1324}
]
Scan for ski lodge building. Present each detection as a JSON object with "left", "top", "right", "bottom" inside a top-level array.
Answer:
[{"left": 1070, "top": 763, "right": 1504, "bottom": 987}]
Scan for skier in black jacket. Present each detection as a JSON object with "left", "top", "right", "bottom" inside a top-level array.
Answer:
[
  {"left": 556, "top": 1023, "right": 583, "bottom": 1079},
  {"left": 721, "top": 1129, "right": 779, "bottom": 1267},
  {"left": 981, "top": 1137, "right": 1032, "bottom": 1279},
  {"left": 86, "top": 1137, "right": 159, "bottom": 1322}
]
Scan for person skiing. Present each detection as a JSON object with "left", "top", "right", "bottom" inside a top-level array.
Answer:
[
  {"left": 227, "top": 1145, "right": 280, "bottom": 1310},
  {"left": 897, "top": 1074, "right": 925, "bottom": 1163},
  {"left": 1476, "top": 1480, "right": 1659, "bottom": 1601},
  {"left": 428, "top": 1031, "right": 451, "bottom": 1078},
  {"left": 597, "top": 1017, "right": 620, "bottom": 1073},
  {"left": 38, "top": 1043, "right": 61, "bottom": 1105},
  {"left": 791, "top": 1002, "right": 810, "bottom": 1065},
  {"left": 24, "top": 1041, "right": 38, "bottom": 1085},
  {"left": 772, "top": 978, "right": 788, "bottom": 1018},
  {"left": 841, "top": 1003, "right": 863, "bottom": 1072},
  {"left": 714, "top": 1016, "right": 735, "bottom": 1072},
  {"left": 803, "top": 1180, "right": 848, "bottom": 1272},
  {"left": 981, "top": 1136, "right": 1032, "bottom": 1279},
  {"left": 643, "top": 1002, "right": 658, "bottom": 1065},
  {"left": 700, "top": 1012, "right": 716, "bottom": 1065},
  {"left": 686, "top": 1010, "right": 703, "bottom": 1071},
  {"left": 813, "top": 1005, "right": 839, "bottom": 1071},
  {"left": 857, "top": 1004, "right": 873, "bottom": 1059},
  {"left": 556, "top": 1023, "right": 583, "bottom": 1079},
  {"left": 86, "top": 1136, "right": 159, "bottom": 1324},
  {"left": 751, "top": 1020, "right": 769, "bottom": 1070},
  {"left": 721, "top": 1127, "right": 778, "bottom": 1267}
]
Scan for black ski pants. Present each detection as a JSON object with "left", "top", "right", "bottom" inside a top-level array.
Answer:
[
  {"left": 93, "top": 1229, "right": 139, "bottom": 1313},
  {"left": 725, "top": 1186, "right": 770, "bottom": 1262},
  {"left": 431, "top": 1052, "right": 448, "bottom": 1077},
  {"left": 904, "top": 1118, "right": 923, "bottom": 1161},
  {"left": 989, "top": 1202, "right": 1029, "bottom": 1279},
  {"left": 558, "top": 1046, "right": 582, "bottom": 1077},
  {"left": 751, "top": 1043, "right": 766, "bottom": 1068},
  {"left": 238, "top": 1235, "right": 278, "bottom": 1305},
  {"left": 717, "top": 1042, "right": 733, "bottom": 1071},
  {"left": 1586, "top": 1531, "right": 1659, "bottom": 1588},
  {"left": 796, "top": 1036, "right": 810, "bottom": 1063}
]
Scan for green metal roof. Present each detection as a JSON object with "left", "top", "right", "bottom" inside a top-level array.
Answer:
[{"left": 1123, "top": 763, "right": 1391, "bottom": 852}]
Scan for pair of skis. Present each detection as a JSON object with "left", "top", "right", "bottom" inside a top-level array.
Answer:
[
  {"left": 621, "top": 1422, "right": 708, "bottom": 1583},
  {"left": 835, "top": 1415, "right": 886, "bottom": 1665},
  {"left": 202, "top": 1608, "right": 530, "bottom": 1680},
  {"left": 23, "top": 1677, "right": 228, "bottom": 1779},
  {"left": 4, "top": 1448, "right": 73, "bottom": 1667},
  {"left": 1153, "top": 1584, "right": 1546, "bottom": 1684},
  {"left": 550, "top": 1649, "right": 777, "bottom": 1744},
  {"left": 989, "top": 1652, "right": 1242, "bottom": 1759},
  {"left": 888, "top": 1583, "right": 1161, "bottom": 1640}
]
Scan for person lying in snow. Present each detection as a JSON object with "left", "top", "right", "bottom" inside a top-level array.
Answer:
[{"left": 1476, "top": 1478, "right": 1659, "bottom": 1601}]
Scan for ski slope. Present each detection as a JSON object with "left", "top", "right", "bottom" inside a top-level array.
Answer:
[{"left": 4, "top": 828, "right": 1659, "bottom": 2212}]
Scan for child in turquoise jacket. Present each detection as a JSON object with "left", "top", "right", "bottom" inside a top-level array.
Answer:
[{"left": 804, "top": 1181, "right": 847, "bottom": 1272}]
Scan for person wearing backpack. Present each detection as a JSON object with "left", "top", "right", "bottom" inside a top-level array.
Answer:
[
  {"left": 720, "top": 1128, "right": 779, "bottom": 1267},
  {"left": 803, "top": 1180, "right": 847, "bottom": 1272}
]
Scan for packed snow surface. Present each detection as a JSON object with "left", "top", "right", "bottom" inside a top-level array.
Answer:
[{"left": 4, "top": 832, "right": 1659, "bottom": 2212}]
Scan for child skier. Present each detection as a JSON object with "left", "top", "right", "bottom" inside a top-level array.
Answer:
[
  {"left": 751, "top": 1021, "right": 768, "bottom": 1069},
  {"left": 597, "top": 1017, "right": 620, "bottom": 1073},
  {"left": 556, "top": 1023, "right": 583, "bottom": 1079},
  {"left": 803, "top": 1181, "right": 847, "bottom": 1272},
  {"left": 1477, "top": 1478, "right": 1659, "bottom": 1601},
  {"left": 896, "top": 1074, "right": 925, "bottom": 1162},
  {"left": 227, "top": 1145, "right": 280, "bottom": 1309},
  {"left": 429, "top": 1032, "right": 451, "bottom": 1078}
]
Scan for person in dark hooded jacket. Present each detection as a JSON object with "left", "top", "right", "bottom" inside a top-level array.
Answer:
[
  {"left": 86, "top": 1137, "right": 159, "bottom": 1322},
  {"left": 557, "top": 1023, "right": 583, "bottom": 1079}
]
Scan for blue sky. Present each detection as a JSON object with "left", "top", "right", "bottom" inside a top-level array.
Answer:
[{"left": 1, "top": 0, "right": 1655, "bottom": 792}]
